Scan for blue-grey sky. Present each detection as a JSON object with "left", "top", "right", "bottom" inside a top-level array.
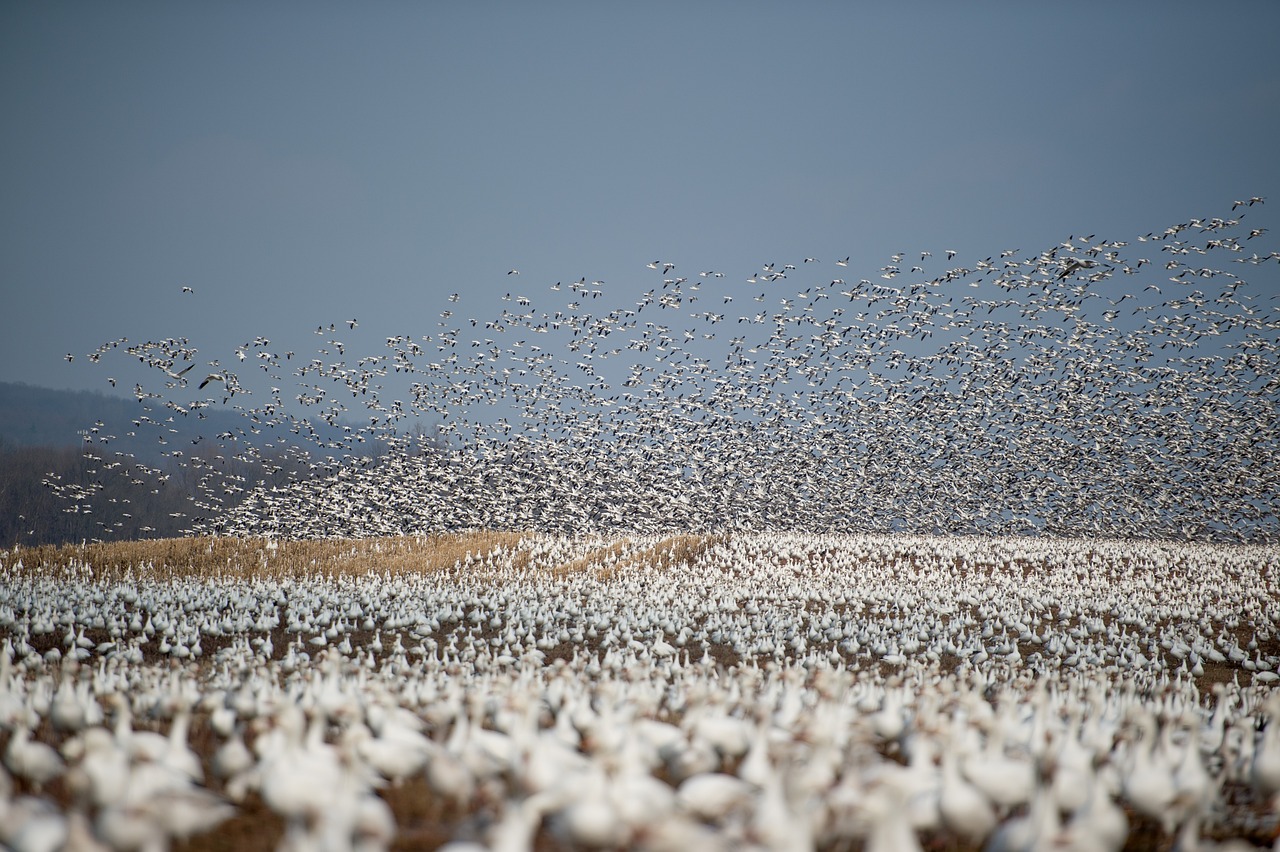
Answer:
[{"left": 3, "top": 1, "right": 1278, "bottom": 397}]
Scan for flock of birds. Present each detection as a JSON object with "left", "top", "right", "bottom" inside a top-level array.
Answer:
[
  {"left": 1, "top": 532, "right": 1279, "bottom": 851},
  {"left": 51, "top": 199, "right": 1277, "bottom": 542}
]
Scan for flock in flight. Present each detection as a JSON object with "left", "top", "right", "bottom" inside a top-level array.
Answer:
[{"left": 56, "top": 198, "right": 1278, "bottom": 543}]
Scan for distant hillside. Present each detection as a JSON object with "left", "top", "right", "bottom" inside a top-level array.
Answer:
[
  {"left": 0, "top": 382, "right": 138, "bottom": 449},
  {"left": 0, "top": 381, "right": 362, "bottom": 546},
  {"left": 0, "top": 380, "right": 358, "bottom": 463}
]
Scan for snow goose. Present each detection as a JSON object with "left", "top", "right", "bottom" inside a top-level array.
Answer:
[
  {"left": 676, "top": 772, "right": 755, "bottom": 821},
  {"left": 210, "top": 723, "right": 255, "bottom": 799},
  {"left": 105, "top": 694, "right": 167, "bottom": 766},
  {"left": 3, "top": 712, "right": 64, "bottom": 793},
  {"left": 0, "top": 789, "right": 69, "bottom": 852},
  {"left": 62, "top": 726, "right": 129, "bottom": 809},
  {"left": 859, "top": 771, "right": 923, "bottom": 852},
  {"left": 345, "top": 719, "right": 432, "bottom": 786},
  {"left": 551, "top": 766, "right": 630, "bottom": 848},
  {"left": 938, "top": 740, "right": 996, "bottom": 845},
  {"left": 961, "top": 715, "right": 1034, "bottom": 813},
  {"left": 157, "top": 695, "right": 203, "bottom": 783},
  {"left": 983, "top": 770, "right": 1061, "bottom": 852},
  {"left": 1121, "top": 711, "right": 1178, "bottom": 833},
  {"left": 257, "top": 704, "right": 343, "bottom": 829},
  {"left": 1250, "top": 693, "right": 1280, "bottom": 801},
  {"left": 50, "top": 665, "right": 89, "bottom": 733},
  {"left": 1059, "top": 757, "right": 1128, "bottom": 852}
]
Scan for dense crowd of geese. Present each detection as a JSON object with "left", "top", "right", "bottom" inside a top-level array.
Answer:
[
  {"left": 53, "top": 199, "right": 1278, "bottom": 542},
  {"left": 1, "top": 533, "right": 1278, "bottom": 850}
]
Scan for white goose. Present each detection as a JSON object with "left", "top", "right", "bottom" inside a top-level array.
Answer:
[
  {"left": 3, "top": 712, "right": 64, "bottom": 793},
  {"left": 1058, "top": 757, "right": 1128, "bottom": 852},
  {"left": 962, "top": 715, "right": 1034, "bottom": 814},
  {"left": 939, "top": 741, "right": 996, "bottom": 845},
  {"left": 1122, "top": 711, "right": 1178, "bottom": 833}
]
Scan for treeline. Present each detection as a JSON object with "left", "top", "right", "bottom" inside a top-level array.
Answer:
[
  {"left": 0, "top": 380, "right": 302, "bottom": 466},
  {"left": 0, "top": 442, "right": 191, "bottom": 547},
  {"left": 0, "top": 439, "right": 337, "bottom": 547},
  {"left": 0, "top": 381, "right": 353, "bottom": 545}
]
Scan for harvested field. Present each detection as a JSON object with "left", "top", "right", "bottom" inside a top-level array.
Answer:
[{"left": 1, "top": 533, "right": 1278, "bottom": 851}]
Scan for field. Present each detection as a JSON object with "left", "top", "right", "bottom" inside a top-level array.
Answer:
[{"left": 1, "top": 532, "right": 1278, "bottom": 851}]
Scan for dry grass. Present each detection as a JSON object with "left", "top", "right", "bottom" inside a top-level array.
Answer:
[
  {"left": 4, "top": 532, "right": 530, "bottom": 581},
  {"left": 547, "top": 534, "right": 728, "bottom": 580},
  {"left": 643, "top": 534, "right": 727, "bottom": 569},
  {"left": 606, "top": 533, "right": 728, "bottom": 578},
  {"left": 4, "top": 532, "right": 733, "bottom": 584},
  {"left": 552, "top": 538, "right": 637, "bottom": 577}
]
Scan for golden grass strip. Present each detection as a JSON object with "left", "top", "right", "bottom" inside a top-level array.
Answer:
[
  {"left": 550, "top": 539, "right": 636, "bottom": 577},
  {"left": 594, "top": 533, "right": 728, "bottom": 578},
  {"left": 2, "top": 532, "right": 530, "bottom": 581}
]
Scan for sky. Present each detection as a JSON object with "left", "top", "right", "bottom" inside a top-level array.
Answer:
[{"left": 3, "top": 0, "right": 1279, "bottom": 400}]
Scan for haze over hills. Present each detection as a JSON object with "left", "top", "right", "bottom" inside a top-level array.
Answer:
[
  {"left": 39, "top": 203, "right": 1278, "bottom": 546},
  {"left": 0, "top": 381, "right": 362, "bottom": 546},
  {"left": 0, "top": 381, "right": 344, "bottom": 457},
  {"left": 1, "top": 381, "right": 181, "bottom": 456}
]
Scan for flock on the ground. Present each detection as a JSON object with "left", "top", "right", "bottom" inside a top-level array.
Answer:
[
  {"left": 53, "top": 198, "right": 1279, "bottom": 541},
  {"left": 1, "top": 533, "right": 1278, "bottom": 850}
]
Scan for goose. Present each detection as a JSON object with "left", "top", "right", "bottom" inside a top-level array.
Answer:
[
  {"left": 1250, "top": 693, "right": 1280, "bottom": 799},
  {"left": 197, "top": 373, "right": 227, "bottom": 391},
  {"left": 210, "top": 723, "right": 255, "bottom": 797},
  {"left": 860, "top": 772, "right": 924, "bottom": 852},
  {"left": 676, "top": 772, "right": 755, "bottom": 821},
  {"left": 62, "top": 808, "right": 111, "bottom": 852},
  {"left": 95, "top": 769, "right": 234, "bottom": 852},
  {"left": 50, "top": 667, "right": 89, "bottom": 733},
  {"left": 119, "top": 765, "right": 236, "bottom": 846},
  {"left": 1121, "top": 712, "right": 1179, "bottom": 832},
  {"left": 485, "top": 790, "right": 564, "bottom": 852},
  {"left": 155, "top": 696, "right": 203, "bottom": 783},
  {"left": 962, "top": 717, "right": 1034, "bottom": 813},
  {"left": 346, "top": 720, "right": 432, "bottom": 785},
  {"left": 1059, "top": 758, "right": 1128, "bottom": 852},
  {"left": 983, "top": 770, "right": 1061, "bottom": 852},
  {"left": 161, "top": 362, "right": 195, "bottom": 382},
  {"left": 63, "top": 726, "right": 129, "bottom": 809},
  {"left": 257, "top": 704, "right": 343, "bottom": 825},
  {"left": 0, "top": 791, "right": 69, "bottom": 852},
  {"left": 424, "top": 747, "right": 475, "bottom": 813},
  {"left": 1170, "top": 719, "right": 1214, "bottom": 829},
  {"left": 607, "top": 746, "right": 678, "bottom": 833},
  {"left": 869, "top": 684, "right": 907, "bottom": 743},
  {"left": 939, "top": 741, "right": 996, "bottom": 844},
  {"left": 4, "top": 714, "right": 65, "bottom": 792},
  {"left": 1047, "top": 725, "right": 1093, "bottom": 814},
  {"left": 550, "top": 764, "right": 629, "bottom": 848}
]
